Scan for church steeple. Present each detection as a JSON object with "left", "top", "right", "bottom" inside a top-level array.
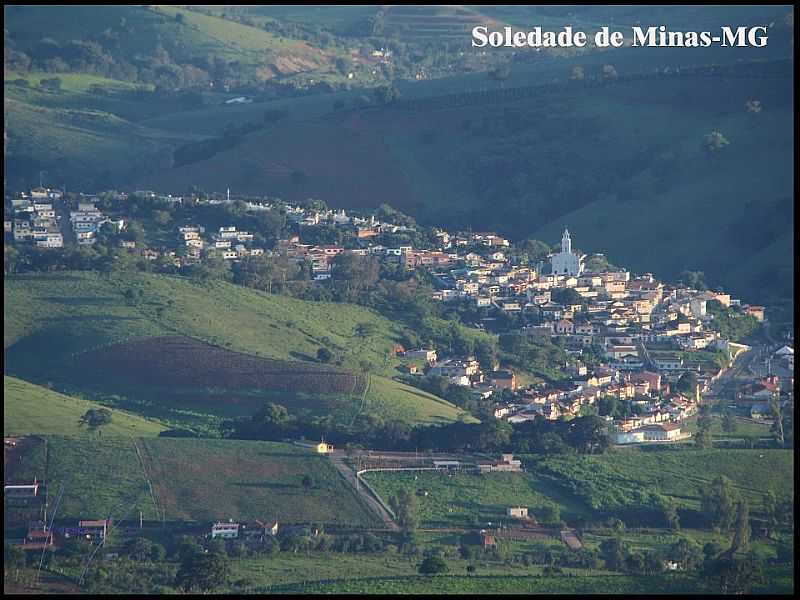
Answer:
[{"left": 561, "top": 228, "right": 572, "bottom": 254}]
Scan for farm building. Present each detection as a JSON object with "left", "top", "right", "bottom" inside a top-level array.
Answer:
[
  {"left": 433, "top": 460, "right": 461, "bottom": 471},
  {"left": 316, "top": 441, "right": 334, "bottom": 454},
  {"left": 22, "top": 522, "right": 54, "bottom": 550},
  {"left": 211, "top": 521, "right": 240, "bottom": 539},
  {"left": 79, "top": 519, "right": 110, "bottom": 541},
  {"left": 614, "top": 430, "right": 646, "bottom": 445},
  {"left": 477, "top": 452, "right": 522, "bottom": 474},
  {"left": 480, "top": 530, "right": 497, "bottom": 550},
  {"left": 489, "top": 370, "right": 517, "bottom": 391},
  {"left": 640, "top": 422, "right": 683, "bottom": 441},
  {"left": 4, "top": 481, "right": 40, "bottom": 498},
  {"left": 242, "top": 519, "right": 279, "bottom": 541},
  {"left": 507, "top": 506, "right": 529, "bottom": 519}
]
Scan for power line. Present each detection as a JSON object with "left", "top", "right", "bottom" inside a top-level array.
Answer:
[{"left": 36, "top": 484, "right": 65, "bottom": 582}]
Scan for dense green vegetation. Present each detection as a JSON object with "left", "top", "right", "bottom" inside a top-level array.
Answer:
[
  {"left": 535, "top": 448, "right": 793, "bottom": 520},
  {"left": 706, "top": 300, "right": 761, "bottom": 342}
]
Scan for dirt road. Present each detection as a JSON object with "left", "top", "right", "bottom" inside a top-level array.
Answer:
[{"left": 329, "top": 451, "right": 399, "bottom": 532}]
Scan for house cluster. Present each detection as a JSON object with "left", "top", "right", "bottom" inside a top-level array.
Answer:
[
  {"left": 209, "top": 518, "right": 279, "bottom": 543},
  {"left": 8, "top": 187, "right": 64, "bottom": 248},
  {"left": 178, "top": 225, "right": 265, "bottom": 263},
  {"left": 70, "top": 197, "right": 123, "bottom": 246},
  {"left": 492, "top": 358, "right": 697, "bottom": 443}
]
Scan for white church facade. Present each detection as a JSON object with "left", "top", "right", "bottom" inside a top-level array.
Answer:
[{"left": 551, "top": 229, "right": 585, "bottom": 276}]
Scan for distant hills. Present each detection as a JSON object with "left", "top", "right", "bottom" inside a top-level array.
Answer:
[{"left": 4, "top": 6, "right": 794, "bottom": 307}]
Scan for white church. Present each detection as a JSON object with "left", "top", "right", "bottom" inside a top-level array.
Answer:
[{"left": 550, "top": 228, "right": 585, "bottom": 276}]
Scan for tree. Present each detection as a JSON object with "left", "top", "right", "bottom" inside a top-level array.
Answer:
[
  {"left": 643, "top": 550, "right": 665, "bottom": 575},
  {"left": 316, "top": 347, "right": 333, "bottom": 363},
  {"left": 568, "top": 415, "right": 610, "bottom": 454},
  {"left": 762, "top": 491, "right": 778, "bottom": 539},
  {"left": 721, "top": 410, "right": 737, "bottom": 434},
  {"left": 175, "top": 551, "right": 230, "bottom": 592},
  {"left": 600, "top": 537, "right": 627, "bottom": 571},
  {"left": 4, "top": 542, "right": 26, "bottom": 581},
  {"left": 390, "top": 488, "right": 419, "bottom": 533},
  {"left": 601, "top": 64, "right": 618, "bottom": 80},
  {"left": 703, "top": 130, "right": 730, "bottom": 152},
  {"left": 701, "top": 476, "right": 737, "bottom": 533},
  {"left": 40, "top": 76, "right": 62, "bottom": 91},
  {"left": 661, "top": 495, "right": 681, "bottom": 530},
  {"left": 418, "top": 555, "right": 448, "bottom": 575},
  {"left": 744, "top": 99, "right": 762, "bottom": 114},
  {"left": 695, "top": 415, "right": 713, "bottom": 449},
  {"left": 769, "top": 396, "right": 784, "bottom": 447},
  {"left": 126, "top": 537, "right": 155, "bottom": 561},
  {"left": 374, "top": 84, "right": 400, "bottom": 105},
  {"left": 668, "top": 538, "right": 703, "bottom": 570},
  {"left": 79, "top": 408, "right": 113, "bottom": 431},
  {"left": 538, "top": 504, "right": 560, "bottom": 526},
  {"left": 726, "top": 499, "right": 750, "bottom": 557},
  {"left": 488, "top": 65, "right": 511, "bottom": 81},
  {"left": 704, "top": 555, "right": 764, "bottom": 594},
  {"left": 551, "top": 287, "right": 583, "bottom": 306},
  {"left": 4, "top": 244, "right": 19, "bottom": 275},
  {"left": 678, "top": 270, "right": 707, "bottom": 290},
  {"left": 675, "top": 372, "right": 698, "bottom": 397}
]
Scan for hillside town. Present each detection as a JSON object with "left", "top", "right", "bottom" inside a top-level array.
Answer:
[{"left": 5, "top": 187, "right": 792, "bottom": 449}]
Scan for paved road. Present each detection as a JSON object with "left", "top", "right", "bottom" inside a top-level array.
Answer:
[
  {"left": 706, "top": 345, "right": 758, "bottom": 402},
  {"left": 329, "top": 451, "right": 399, "bottom": 532}
]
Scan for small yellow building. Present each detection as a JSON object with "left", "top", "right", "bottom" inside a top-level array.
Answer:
[{"left": 316, "top": 441, "right": 334, "bottom": 454}]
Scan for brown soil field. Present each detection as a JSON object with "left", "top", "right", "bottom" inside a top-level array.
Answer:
[{"left": 77, "top": 336, "right": 367, "bottom": 397}]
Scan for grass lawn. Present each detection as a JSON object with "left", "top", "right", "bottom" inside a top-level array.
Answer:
[
  {"left": 362, "top": 470, "right": 586, "bottom": 529},
  {"left": 14, "top": 436, "right": 378, "bottom": 526},
  {"left": 3, "top": 376, "right": 167, "bottom": 438},
  {"left": 139, "top": 438, "right": 377, "bottom": 526},
  {"left": 364, "top": 448, "right": 793, "bottom": 530},
  {"left": 14, "top": 435, "right": 157, "bottom": 520}
]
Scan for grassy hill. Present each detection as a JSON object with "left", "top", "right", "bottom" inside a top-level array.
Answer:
[
  {"left": 3, "top": 4, "right": 365, "bottom": 190},
  {"left": 3, "top": 376, "right": 167, "bottom": 437},
  {"left": 13, "top": 435, "right": 378, "bottom": 525},
  {"left": 4, "top": 271, "right": 472, "bottom": 430},
  {"left": 4, "top": 5, "right": 336, "bottom": 80}
]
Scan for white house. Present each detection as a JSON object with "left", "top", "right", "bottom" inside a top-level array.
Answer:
[{"left": 211, "top": 521, "right": 240, "bottom": 539}]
